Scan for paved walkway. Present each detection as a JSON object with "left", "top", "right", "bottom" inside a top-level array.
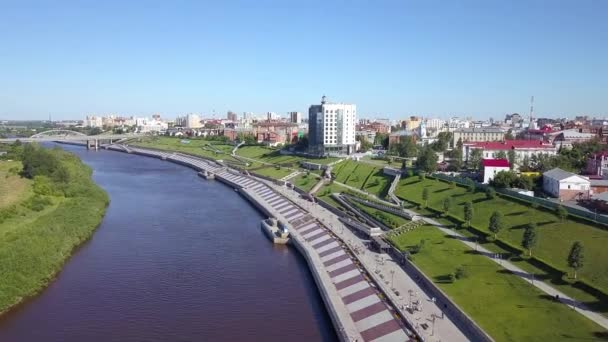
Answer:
[{"left": 268, "top": 182, "right": 470, "bottom": 342}]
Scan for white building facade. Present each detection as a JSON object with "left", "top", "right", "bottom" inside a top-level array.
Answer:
[
  {"left": 543, "top": 168, "right": 591, "bottom": 201},
  {"left": 308, "top": 96, "right": 356, "bottom": 156}
]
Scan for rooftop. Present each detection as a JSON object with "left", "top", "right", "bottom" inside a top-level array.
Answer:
[
  {"left": 465, "top": 140, "right": 555, "bottom": 150},
  {"left": 482, "top": 158, "right": 510, "bottom": 167},
  {"left": 454, "top": 127, "right": 505, "bottom": 133},
  {"left": 543, "top": 168, "right": 588, "bottom": 181}
]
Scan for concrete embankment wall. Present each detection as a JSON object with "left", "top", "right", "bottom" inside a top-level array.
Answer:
[{"left": 239, "top": 188, "right": 357, "bottom": 342}]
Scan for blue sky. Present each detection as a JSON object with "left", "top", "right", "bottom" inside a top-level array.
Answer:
[{"left": 0, "top": 0, "right": 606, "bottom": 120}]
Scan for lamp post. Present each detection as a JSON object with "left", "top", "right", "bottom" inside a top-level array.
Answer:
[
  {"left": 390, "top": 269, "right": 395, "bottom": 289},
  {"left": 408, "top": 289, "right": 413, "bottom": 307}
]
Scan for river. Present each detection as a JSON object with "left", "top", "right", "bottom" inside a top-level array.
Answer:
[{"left": 0, "top": 145, "right": 337, "bottom": 342}]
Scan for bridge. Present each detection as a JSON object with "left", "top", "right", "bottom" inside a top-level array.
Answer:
[{"left": 0, "top": 129, "right": 144, "bottom": 149}]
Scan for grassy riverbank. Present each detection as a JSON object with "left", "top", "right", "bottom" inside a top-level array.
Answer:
[
  {"left": 0, "top": 144, "right": 108, "bottom": 314},
  {"left": 388, "top": 225, "right": 606, "bottom": 341}
]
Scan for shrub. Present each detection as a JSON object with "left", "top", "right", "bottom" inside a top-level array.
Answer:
[{"left": 455, "top": 266, "right": 468, "bottom": 279}]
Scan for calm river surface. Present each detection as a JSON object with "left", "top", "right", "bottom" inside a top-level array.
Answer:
[{"left": 0, "top": 145, "right": 336, "bottom": 342}]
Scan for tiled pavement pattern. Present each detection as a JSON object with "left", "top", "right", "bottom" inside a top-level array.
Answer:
[
  {"left": 120, "top": 148, "right": 412, "bottom": 341},
  {"left": 291, "top": 219, "right": 410, "bottom": 342}
]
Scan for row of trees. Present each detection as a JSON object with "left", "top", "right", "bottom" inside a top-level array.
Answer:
[{"left": 419, "top": 182, "right": 583, "bottom": 278}]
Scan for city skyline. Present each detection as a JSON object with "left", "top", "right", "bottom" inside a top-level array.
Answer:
[{"left": 1, "top": 1, "right": 607, "bottom": 120}]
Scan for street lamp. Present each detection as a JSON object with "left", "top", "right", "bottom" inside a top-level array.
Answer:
[
  {"left": 431, "top": 313, "right": 436, "bottom": 336},
  {"left": 390, "top": 270, "right": 395, "bottom": 289},
  {"left": 408, "top": 289, "right": 413, "bottom": 307}
]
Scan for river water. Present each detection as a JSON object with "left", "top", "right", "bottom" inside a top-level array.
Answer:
[{"left": 0, "top": 145, "right": 336, "bottom": 342}]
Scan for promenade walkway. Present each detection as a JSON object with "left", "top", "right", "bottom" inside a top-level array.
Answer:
[{"left": 266, "top": 182, "right": 470, "bottom": 342}]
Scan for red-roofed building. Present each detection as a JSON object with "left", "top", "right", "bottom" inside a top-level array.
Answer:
[
  {"left": 482, "top": 158, "right": 510, "bottom": 184},
  {"left": 464, "top": 140, "right": 557, "bottom": 169}
]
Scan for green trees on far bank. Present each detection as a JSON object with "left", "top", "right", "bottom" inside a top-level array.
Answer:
[{"left": 0, "top": 142, "right": 109, "bottom": 314}]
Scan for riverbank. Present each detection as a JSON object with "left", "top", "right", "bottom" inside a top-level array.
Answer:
[{"left": 0, "top": 144, "right": 108, "bottom": 315}]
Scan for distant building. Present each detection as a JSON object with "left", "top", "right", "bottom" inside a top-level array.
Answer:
[
  {"left": 463, "top": 140, "right": 557, "bottom": 167},
  {"left": 85, "top": 116, "right": 103, "bottom": 128},
  {"left": 482, "top": 159, "right": 510, "bottom": 184},
  {"left": 289, "top": 111, "right": 302, "bottom": 124},
  {"left": 388, "top": 130, "right": 418, "bottom": 148},
  {"left": 552, "top": 129, "right": 597, "bottom": 149},
  {"left": 543, "top": 168, "right": 590, "bottom": 201},
  {"left": 585, "top": 151, "right": 608, "bottom": 177},
  {"left": 227, "top": 111, "right": 238, "bottom": 122},
  {"left": 452, "top": 127, "right": 505, "bottom": 144},
  {"left": 175, "top": 113, "right": 202, "bottom": 128},
  {"left": 308, "top": 96, "right": 356, "bottom": 156}
]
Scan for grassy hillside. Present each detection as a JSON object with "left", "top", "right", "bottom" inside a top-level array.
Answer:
[
  {"left": 0, "top": 144, "right": 108, "bottom": 314},
  {"left": 395, "top": 176, "right": 608, "bottom": 294},
  {"left": 388, "top": 225, "right": 606, "bottom": 341}
]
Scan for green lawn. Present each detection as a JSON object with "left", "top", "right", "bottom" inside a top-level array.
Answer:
[
  {"left": 132, "top": 136, "right": 240, "bottom": 163},
  {"left": 394, "top": 176, "right": 608, "bottom": 295},
  {"left": 352, "top": 201, "right": 408, "bottom": 228},
  {"left": 236, "top": 145, "right": 339, "bottom": 166},
  {"left": 292, "top": 173, "right": 321, "bottom": 192},
  {"left": 389, "top": 225, "right": 606, "bottom": 342},
  {"left": 0, "top": 161, "right": 31, "bottom": 209},
  {"left": 251, "top": 166, "right": 293, "bottom": 179},
  {"left": 331, "top": 160, "right": 392, "bottom": 198}
]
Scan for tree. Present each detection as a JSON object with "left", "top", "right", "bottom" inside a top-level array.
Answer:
[
  {"left": 374, "top": 133, "right": 389, "bottom": 149},
  {"left": 431, "top": 132, "right": 452, "bottom": 152},
  {"left": 495, "top": 151, "right": 507, "bottom": 159},
  {"left": 464, "top": 201, "right": 474, "bottom": 227},
  {"left": 522, "top": 223, "right": 538, "bottom": 256},
  {"left": 567, "top": 241, "right": 585, "bottom": 279},
  {"left": 357, "top": 135, "right": 373, "bottom": 152},
  {"left": 485, "top": 187, "right": 496, "bottom": 200},
  {"left": 391, "top": 135, "right": 418, "bottom": 158},
  {"left": 521, "top": 155, "right": 532, "bottom": 172},
  {"left": 468, "top": 148, "right": 483, "bottom": 170},
  {"left": 466, "top": 178, "right": 476, "bottom": 192},
  {"left": 416, "top": 146, "right": 439, "bottom": 173},
  {"left": 556, "top": 205, "right": 568, "bottom": 222},
  {"left": 504, "top": 129, "right": 515, "bottom": 140},
  {"left": 508, "top": 150, "right": 516, "bottom": 170},
  {"left": 490, "top": 170, "right": 518, "bottom": 188},
  {"left": 442, "top": 197, "right": 452, "bottom": 216},
  {"left": 488, "top": 211, "right": 504, "bottom": 239},
  {"left": 418, "top": 172, "right": 426, "bottom": 181},
  {"left": 422, "top": 188, "right": 429, "bottom": 208}
]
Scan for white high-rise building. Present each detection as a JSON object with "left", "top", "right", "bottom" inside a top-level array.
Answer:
[{"left": 308, "top": 96, "right": 357, "bottom": 156}]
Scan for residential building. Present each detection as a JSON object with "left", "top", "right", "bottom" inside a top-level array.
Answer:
[
  {"left": 227, "top": 111, "right": 238, "bottom": 122},
  {"left": 388, "top": 130, "right": 418, "bottom": 148},
  {"left": 175, "top": 113, "right": 202, "bottom": 128},
  {"left": 252, "top": 122, "right": 299, "bottom": 146},
  {"left": 585, "top": 151, "right": 608, "bottom": 177},
  {"left": 452, "top": 127, "right": 505, "bottom": 145},
  {"left": 552, "top": 129, "right": 597, "bottom": 149},
  {"left": 401, "top": 116, "right": 422, "bottom": 131},
  {"left": 425, "top": 118, "right": 446, "bottom": 131},
  {"left": 462, "top": 140, "right": 557, "bottom": 167},
  {"left": 542, "top": 168, "right": 590, "bottom": 201},
  {"left": 85, "top": 115, "right": 103, "bottom": 128},
  {"left": 308, "top": 96, "right": 356, "bottom": 156},
  {"left": 482, "top": 159, "right": 510, "bottom": 184},
  {"left": 289, "top": 111, "right": 302, "bottom": 124}
]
